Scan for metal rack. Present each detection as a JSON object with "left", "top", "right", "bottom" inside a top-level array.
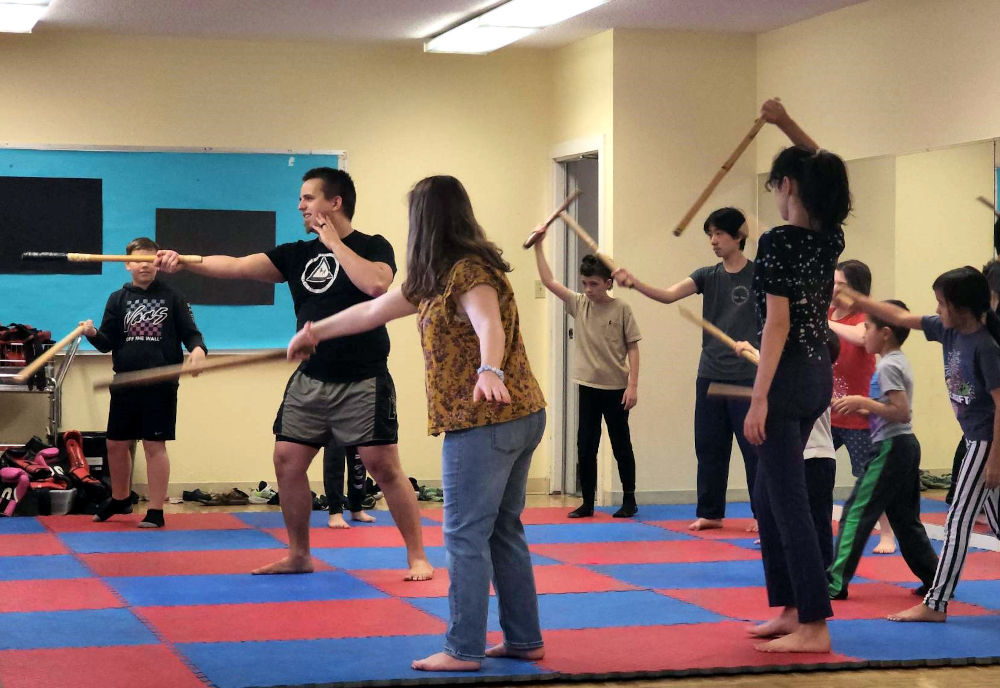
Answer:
[{"left": 0, "top": 336, "right": 82, "bottom": 444}]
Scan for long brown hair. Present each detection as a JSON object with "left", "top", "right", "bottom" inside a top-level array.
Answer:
[{"left": 401, "top": 175, "right": 510, "bottom": 303}]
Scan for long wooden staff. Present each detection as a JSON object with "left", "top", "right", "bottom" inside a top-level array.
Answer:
[
  {"left": 12, "top": 325, "right": 86, "bottom": 383},
  {"left": 558, "top": 211, "right": 618, "bottom": 275},
  {"left": 94, "top": 350, "right": 287, "bottom": 390},
  {"left": 673, "top": 116, "right": 767, "bottom": 236},
  {"left": 977, "top": 195, "right": 1000, "bottom": 219},
  {"left": 522, "top": 190, "right": 582, "bottom": 248},
  {"left": 707, "top": 382, "right": 753, "bottom": 400},
  {"left": 678, "top": 306, "right": 759, "bottom": 365},
  {"left": 21, "top": 252, "right": 203, "bottom": 264}
]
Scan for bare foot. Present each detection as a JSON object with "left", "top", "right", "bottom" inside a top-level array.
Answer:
[
  {"left": 351, "top": 510, "right": 376, "bottom": 523},
  {"left": 873, "top": 535, "right": 897, "bottom": 554},
  {"left": 887, "top": 603, "right": 946, "bottom": 623},
  {"left": 747, "top": 608, "right": 798, "bottom": 638},
  {"left": 485, "top": 643, "right": 545, "bottom": 660},
  {"left": 754, "top": 621, "right": 830, "bottom": 653},
  {"left": 411, "top": 652, "right": 480, "bottom": 672},
  {"left": 689, "top": 518, "right": 723, "bottom": 531},
  {"left": 251, "top": 555, "right": 314, "bottom": 575},
  {"left": 328, "top": 513, "right": 351, "bottom": 529},
  {"left": 746, "top": 519, "right": 759, "bottom": 533},
  {"left": 405, "top": 558, "right": 435, "bottom": 581}
]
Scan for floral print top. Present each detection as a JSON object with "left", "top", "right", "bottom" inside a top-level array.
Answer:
[
  {"left": 416, "top": 258, "right": 546, "bottom": 435},
  {"left": 753, "top": 224, "right": 845, "bottom": 360}
]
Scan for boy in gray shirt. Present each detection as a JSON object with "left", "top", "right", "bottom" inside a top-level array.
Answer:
[{"left": 826, "top": 300, "right": 938, "bottom": 600}]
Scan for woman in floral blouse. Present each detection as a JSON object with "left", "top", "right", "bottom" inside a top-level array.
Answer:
[{"left": 287, "top": 175, "right": 546, "bottom": 672}]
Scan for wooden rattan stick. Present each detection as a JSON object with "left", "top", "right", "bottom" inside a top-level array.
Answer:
[
  {"left": 522, "top": 190, "right": 582, "bottom": 248},
  {"left": 94, "top": 350, "right": 287, "bottom": 390},
  {"left": 673, "top": 117, "right": 767, "bottom": 236},
  {"left": 678, "top": 306, "right": 759, "bottom": 365},
  {"left": 12, "top": 325, "right": 86, "bottom": 383},
  {"left": 707, "top": 382, "right": 753, "bottom": 399},
  {"left": 557, "top": 212, "right": 617, "bottom": 274},
  {"left": 977, "top": 195, "right": 1000, "bottom": 219},
  {"left": 21, "top": 252, "right": 203, "bottom": 263}
]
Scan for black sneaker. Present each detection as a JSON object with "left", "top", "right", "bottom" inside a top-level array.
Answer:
[
  {"left": 361, "top": 495, "right": 377, "bottom": 510},
  {"left": 182, "top": 489, "right": 212, "bottom": 503},
  {"left": 567, "top": 503, "right": 594, "bottom": 518},
  {"left": 138, "top": 509, "right": 164, "bottom": 528},
  {"left": 93, "top": 497, "right": 133, "bottom": 522}
]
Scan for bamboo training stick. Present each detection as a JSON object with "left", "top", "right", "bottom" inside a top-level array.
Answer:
[
  {"left": 94, "top": 350, "right": 287, "bottom": 390},
  {"left": 21, "top": 252, "right": 203, "bottom": 264},
  {"left": 673, "top": 116, "right": 767, "bottom": 236},
  {"left": 12, "top": 325, "right": 86, "bottom": 384},
  {"left": 557, "top": 212, "right": 618, "bottom": 274},
  {"left": 707, "top": 382, "right": 754, "bottom": 400},
  {"left": 678, "top": 306, "right": 759, "bottom": 365},
  {"left": 522, "top": 190, "right": 582, "bottom": 248},
  {"left": 977, "top": 195, "right": 1000, "bottom": 219}
]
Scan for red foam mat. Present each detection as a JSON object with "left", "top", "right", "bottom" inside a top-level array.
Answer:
[
  {"left": 650, "top": 518, "right": 766, "bottom": 540},
  {"left": 0, "top": 578, "right": 124, "bottom": 613},
  {"left": 536, "top": 621, "right": 858, "bottom": 674},
  {"left": 857, "top": 550, "right": 1000, "bottom": 583},
  {"left": 920, "top": 511, "right": 992, "bottom": 533},
  {"left": 531, "top": 539, "right": 758, "bottom": 565},
  {"left": 138, "top": 598, "right": 447, "bottom": 643},
  {"left": 0, "top": 533, "right": 69, "bottom": 556},
  {"left": 265, "top": 525, "right": 444, "bottom": 548},
  {"left": 352, "top": 568, "right": 455, "bottom": 598},
  {"left": 0, "top": 645, "right": 205, "bottom": 688},
  {"left": 417, "top": 506, "right": 616, "bottom": 525},
  {"left": 40, "top": 512, "right": 250, "bottom": 532},
  {"left": 78, "top": 549, "right": 334, "bottom": 577}
]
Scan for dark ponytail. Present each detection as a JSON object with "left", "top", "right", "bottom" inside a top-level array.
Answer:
[
  {"left": 932, "top": 266, "right": 1000, "bottom": 347},
  {"left": 766, "top": 146, "right": 852, "bottom": 233}
]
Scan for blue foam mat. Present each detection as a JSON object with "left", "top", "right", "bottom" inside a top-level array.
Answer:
[
  {"left": 592, "top": 559, "right": 768, "bottom": 589},
  {"left": 0, "top": 554, "right": 90, "bottom": 581},
  {"left": 0, "top": 608, "right": 157, "bottom": 650},
  {"left": 830, "top": 616, "right": 1000, "bottom": 661},
  {"left": 178, "top": 635, "right": 552, "bottom": 688},
  {"left": 312, "top": 545, "right": 559, "bottom": 571},
  {"left": 0, "top": 517, "right": 46, "bottom": 534},
  {"left": 59, "top": 528, "right": 285, "bottom": 553},
  {"left": 940, "top": 579, "right": 1000, "bottom": 611},
  {"left": 525, "top": 521, "right": 693, "bottom": 544},
  {"left": 109, "top": 570, "right": 385, "bottom": 606}
]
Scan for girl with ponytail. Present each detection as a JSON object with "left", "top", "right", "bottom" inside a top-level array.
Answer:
[
  {"left": 836, "top": 266, "right": 1000, "bottom": 623},
  {"left": 741, "top": 100, "right": 850, "bottom": 653}
]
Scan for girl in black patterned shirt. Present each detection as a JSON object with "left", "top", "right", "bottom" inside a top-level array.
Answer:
[{"left": 743, "top": 100, "right": 850, "bottom": 653}]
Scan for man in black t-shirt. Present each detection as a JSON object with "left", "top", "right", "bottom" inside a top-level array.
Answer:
[{"left": 156, "top": 168, "right": 432, "bottom": 580}]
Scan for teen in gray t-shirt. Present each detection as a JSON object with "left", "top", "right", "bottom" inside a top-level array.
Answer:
[
  {"left": 690, "top": 261, "right": 757, "bottom": 381},
  {"left": 868, "top": 349, "right": 914, "bottom": 442}
]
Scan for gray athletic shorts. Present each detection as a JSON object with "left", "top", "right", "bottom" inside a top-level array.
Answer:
[{"left": 273, "top": 370, "right": 398, "bottom": 449}]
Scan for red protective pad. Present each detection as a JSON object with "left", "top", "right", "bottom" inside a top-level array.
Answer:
[
  {"left": 78, "top": 549, "right": 334, "bottom": 577},
  {"left": 532, "top": 564, "right": 640, "bottom": 593},
  {"left": 0, "top": 533, "right": 69, "bottom": 556},
  {"left": 649, "top": 519, "right": 766, "bottom": 540},
  {"left": 0, "top": 578, "right": 124, "bottom": 613},
  {"left": 828, "top": 582, "right": 993, "bottom": 619},
  {"left": 0, "top": 645, "right": 205, "bottom": 688},
  {"left": 531, "top": 539, "right": 758, "bottom": 565},
  {"left": 138, "top": 598, "right": 447, "bottom": 643},
  {"left": 536, "top": 621, "right": 858, "bottom": 674},
  {"left": 39, "top": 512, "right": 250, "bottom": 532},
  {"left": 858, "top": 551, "right": 1000, "bottom": 584},
  {"left": 921, "top": 511, "right": 992, "bottom": 533},
  {"left": 659, "top": 586, "right": 774, "bottom": 621},
  {"left": 265, "top": 525, "right": 445, "bottom": 548},
  {"left": 518, "top": 507, "right": 616, "bottom": 525},
  {"left": 352, "top": 568, "right": 455, "bottom": 598}
]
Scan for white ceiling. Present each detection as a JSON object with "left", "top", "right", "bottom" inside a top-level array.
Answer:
[{"left": 35, "top": 0, "right": 867, "bottom": 47}]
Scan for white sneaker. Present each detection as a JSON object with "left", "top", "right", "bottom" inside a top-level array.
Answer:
[{"left": 249, "top": 481, "right": 278, "bottom": 504}]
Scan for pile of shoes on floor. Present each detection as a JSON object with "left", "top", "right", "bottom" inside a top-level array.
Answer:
[{"left": 182, "top": 482, "right": 277, "bottom": 507}]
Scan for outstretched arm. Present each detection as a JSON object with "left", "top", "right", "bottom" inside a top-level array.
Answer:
[
  {"left": 829, "top": 319, "right": 866, "bottom": 347},
  {"left": 287, "top": 287, "right": 417, "bottom": 359},
  {"left": 836, "top": 286, "right": 924, "bottom": 330},
  {"left": 156, "top": 251, "right": 283, "bottom": 283},
  {"left": 614, "top": 270, "right": 697, "bottom": 305},
  {"left": 532, "top": 227, "right": 575, "bottom": 305},
  {"left": 760, "top": 99, "right": 819, "bottom": 152}
]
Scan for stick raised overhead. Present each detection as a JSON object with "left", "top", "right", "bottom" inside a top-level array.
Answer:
[
  {"left": 21, "top": 252, "right": 203, "bottom": 264},
  {"left": 12, "top": 325, "right": 86, "bottom": 384},
  {"left": 678, "top": 306, "right": 759, "bottom": 365},
  {"left": 977, "top": 195, "right": 1000, "bottom": 219},
  {"left": 673, "top": 116, "right": 767, "bottom": 237},
  {"left": 522, "top": 190, "right": 582, "bottom": 249},
  {"left": 557, "top": 212, "right": 617, "bottom": 275},
  {"left": 93, "top": 350, "right": 287, "bottom": 390}
]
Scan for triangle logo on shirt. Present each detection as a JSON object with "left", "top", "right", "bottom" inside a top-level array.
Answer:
[{"left": 301, "top": 253, "right": 340, "bottom": 294}]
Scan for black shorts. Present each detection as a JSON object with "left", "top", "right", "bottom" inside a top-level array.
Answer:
[{"left": 106, "top": 383, "right": 178, "bottom": 442}]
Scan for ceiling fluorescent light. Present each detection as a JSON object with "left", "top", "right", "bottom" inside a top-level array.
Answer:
[
  {"left": 425, "top": 0, "right": 609, "bottom": 54},
  {"left": 0, "top": 0, "right": 50, "bottom": 34}
]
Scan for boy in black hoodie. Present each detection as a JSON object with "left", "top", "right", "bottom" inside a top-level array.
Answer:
[{"left": 82, "top": 237, "right": 206, "bottom": 528}]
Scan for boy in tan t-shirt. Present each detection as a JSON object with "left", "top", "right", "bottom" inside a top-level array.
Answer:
[{"left": 534, "top": 230, "right": 642, "bottom": 517}]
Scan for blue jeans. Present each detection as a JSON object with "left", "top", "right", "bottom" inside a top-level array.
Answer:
[{"left": 441, "top": 409, "right": 546, "bottom": 661}]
